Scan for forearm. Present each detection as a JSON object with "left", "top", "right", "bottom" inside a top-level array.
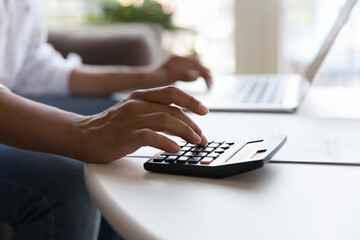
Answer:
[
  {"left": 0, "top": 86, "right": 208, "bottom": 164},
  {"left": 68, "top": 63, "right": 175, "bottom": 96},
  {"left": 69, "top": 65, "right": 150, "bottom": 95},
  {"left": 0, "top": 89, "right": 84, "bottom": 159}
]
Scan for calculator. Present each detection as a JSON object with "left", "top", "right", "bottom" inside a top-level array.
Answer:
[{"left": 144, "top": 135, "right": 287, "bottom": 178}]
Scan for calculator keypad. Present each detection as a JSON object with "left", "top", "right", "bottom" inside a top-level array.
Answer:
[
  {"left": 153, "top": 141, "right": 234, "bottom": 165},
  {"left": 145, "top": 135, "right": 287, "bottom": 178}
]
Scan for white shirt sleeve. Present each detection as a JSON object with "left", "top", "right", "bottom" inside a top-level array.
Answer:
[{"left": 12, "top": 1, "right": 81, "bottom": 95}]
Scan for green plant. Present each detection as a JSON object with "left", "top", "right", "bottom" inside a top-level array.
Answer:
[{"left": 87, "top": 0, "right": 176, "bottom": 30}]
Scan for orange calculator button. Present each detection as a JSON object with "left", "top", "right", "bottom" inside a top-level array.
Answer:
[{"left": 200, "top": 157, "right": 214, "bottom": 164}]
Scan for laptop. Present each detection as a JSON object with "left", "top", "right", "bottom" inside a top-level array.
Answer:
[{"left": 178, "top": 0, "right": 358, "bottom": 112}]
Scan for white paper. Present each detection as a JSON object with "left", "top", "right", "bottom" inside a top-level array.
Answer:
[{"left": 190, "top": 112, "right": 360, "bottom": 164}]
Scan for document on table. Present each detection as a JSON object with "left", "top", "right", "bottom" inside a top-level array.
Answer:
[{"left": 191, "top": 113, "right": 359, "bottom": 164}]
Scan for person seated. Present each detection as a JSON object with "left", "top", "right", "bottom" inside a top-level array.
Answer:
[{"left": 0, "top": 0, "right": 211, "bottom": 239}]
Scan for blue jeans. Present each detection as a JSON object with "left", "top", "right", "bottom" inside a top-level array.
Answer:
[
  {"left": 0, "top": 145, "right": 100, "bottom": 239},
  {"left": 0, "top": 96, "right": 122, "bottom": 240}
]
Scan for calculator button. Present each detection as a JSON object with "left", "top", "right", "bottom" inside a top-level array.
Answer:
[
  {"left": 186, "top": 143, "right": 196, "bottom": 147},
  {"left": 179, "top": 142, "right": 187, "bottom": 147},
  {"left": 153, "top": 155, "right": 166, "bottom": 162},
  {"left": 194, "top": 152, "right": 207, "bottom": 157},
  {"left": 177, "top": 156, "right": 189, "bottom": 163},
  {"left": 208, "top": 143, "right": 220, "bottom": 148},
  {"left": 188, "top": 157, "right": 202, "bottom": 164},
  {"left": 207, "top": 153, "right": 220, "bottom": 158},
  {"left": 220, "top": 144, "right": 230, "bottom": 150},
  {"left": 191, "top": 146, "right": 203, "bottom": 152},
  {"left": 165, "top": 156, "right": 177, "bottom": 163},
  {"left": 200, "top": 157, "right": 214, "bottom": 164},
  {"left": 212, "top": 140, "right": 224, "bottom": 144},
  {"left": 184, "top": 152, "right": 195, "bottom": 157},
  {"left": 182, "top": 146, "right": 192, "bottom": 151},
  {"left": 215, "top": 149, "right": 225, "bottom": 154},
  {"left": 226, "top": 142, "right": 235, "bottom": 145},
  {"left": 202, "top": 148, "right": 215, "bottom": 153},
  {"left": 165, "top": 151, "right": 185, "bottom": 156}
]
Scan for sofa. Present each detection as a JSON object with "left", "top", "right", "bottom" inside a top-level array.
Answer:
[
  {"left": 49, "top": 23, "right": 162, "bottom": 66},
  {"left": 0, "top": 23, "right": 162, "bottom": 240}
]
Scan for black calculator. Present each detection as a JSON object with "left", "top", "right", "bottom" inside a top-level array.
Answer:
[{"left": 144, "top": 135, "right": 287, "bottom": 178}]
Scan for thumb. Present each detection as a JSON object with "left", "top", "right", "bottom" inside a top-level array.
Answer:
[{"left": 185, "top": 70, "right": 201, "bottom": 82}]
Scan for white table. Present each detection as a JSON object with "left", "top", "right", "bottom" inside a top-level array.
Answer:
[{"left": 85, "top": 86, "right": 360, "bottom": 240}]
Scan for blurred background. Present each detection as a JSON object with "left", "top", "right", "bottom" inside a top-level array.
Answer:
[{"left": 43, "top": 0, "right": 360, "bottom": 86}]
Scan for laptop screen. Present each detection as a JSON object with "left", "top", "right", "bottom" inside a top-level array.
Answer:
[{"left": 305, "top": 0, "right": 358, "bottom": 83}]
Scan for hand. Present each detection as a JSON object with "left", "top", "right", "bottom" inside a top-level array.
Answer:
[
  {"left": 148, "top": 55, "right": 213, "bottom": 89},
  {"left": 77, "top": 86, "right": 209, "bottom": 163}
]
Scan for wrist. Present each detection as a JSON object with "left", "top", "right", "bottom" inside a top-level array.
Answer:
[
  {"left": 67, "top": 115, "right": 94, "bottom": 162},
  {"left": 107, "top": 70, "right": 149, "bottom": 91},
  {"left": 140, "top": 69, "right": 172, "bottom": 89},
  {"left": 68, "top": 112, "right": 109, "bottom": 162},
  {"left": 57, "top": 116, "right": 82, "bottom": 161}
]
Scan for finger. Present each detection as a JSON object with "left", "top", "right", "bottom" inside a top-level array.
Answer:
[
  {"left": 128, "top": 101, "right": 203, "bottom": 137},
  {"left": 185, "top": 70, "right": 201, "bottom": 82},
  {"left": 162, "top": 132, "right": 208, "bottom": 146},
  {"left": 172, "top": 56, "right": 209, "bottom": 76},
  {"left": 182, "top": 68, "right": 212, "bottom": 89},
  {"left": 199, "top": 134, "right": 208, "bottom": 146},
  {"left": 136, "top": 112, "right": 202, "bottom": 144},
  {"left": 167, "top": 55, "right": 212, "bottom": 88},
  {"left": 181, "top": 57, "right": 213, "bottom": 87},
  {"left": 135, "top": 129, "right": 181, "bottom": 153},
  {"left": 202, "top": 75, "right": 213, "bottom": 89},
  {"left": 175, "top": 70, "right": 200, "bottom": 83},
  {"left": 130, "top": 86, "right": 209, "bottom": 115},
  {"left": 182, "top": 57, "right": 211, "bottom": 77}
]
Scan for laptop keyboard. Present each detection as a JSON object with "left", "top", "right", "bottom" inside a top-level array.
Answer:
[{"left": 231, "top": 77, "right": 285, "bottom": 104}]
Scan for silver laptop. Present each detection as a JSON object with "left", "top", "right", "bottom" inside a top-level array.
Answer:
[{"left": 180, "top": 0, "right": 358, "bottom": 112}]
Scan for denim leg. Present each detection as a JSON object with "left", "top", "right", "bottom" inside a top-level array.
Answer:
[{"left": 0, "top": 144, "right": 101, "bottom": 240}]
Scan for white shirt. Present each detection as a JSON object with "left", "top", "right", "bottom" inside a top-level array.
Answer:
[{"left": 0, "top": 0, "right": 80, "bottom": 95}]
